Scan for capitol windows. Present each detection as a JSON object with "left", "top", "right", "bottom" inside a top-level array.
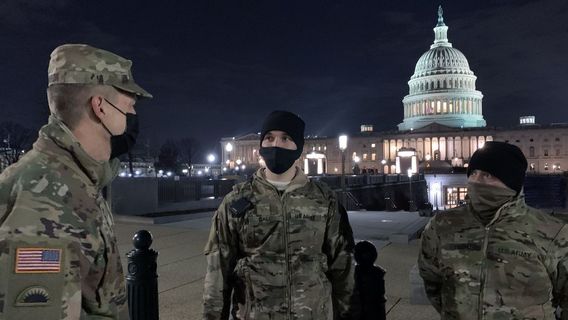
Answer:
[
  {"left": 529, "top": 146, "right": 535, "bottom": 157},
  {"left": 544, "top": 163, "right": 549, "bottom": 171},
  {"left": 544, "top": 149, "right": 549, "bottom": 157},
  {"left": 363, "top": 154, "right": 368, "bottom": 160},
  {"left": 443, "top": 102, "right": 447, "bottom": 113},
  {"left": 437, "top": 101, "right": 441, "bottom": 113},
  {"left": 371, "top": 153, "right": 376, "bottom": 161},
  {"left": 449, "top": 102, "right": 453, "bottom": 113}
]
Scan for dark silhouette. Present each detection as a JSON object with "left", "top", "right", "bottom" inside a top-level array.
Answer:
[{"left": 354, "top": 240, "right": 386, "bottom": 320}]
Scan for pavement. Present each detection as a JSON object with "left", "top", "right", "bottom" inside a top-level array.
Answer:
[{"left": 114, "top": 210, "right": 439, "bottom": 320}]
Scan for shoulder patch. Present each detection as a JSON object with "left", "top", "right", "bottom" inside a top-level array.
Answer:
[
  {"left": 15, "top": 248, "right": 61, "bottom": 273},
  {"left": 15, "top": 286, "right": 51, "bottom": 306}
]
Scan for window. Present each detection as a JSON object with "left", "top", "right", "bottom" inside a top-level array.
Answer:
[
  {"left": 555, "top": 137, "right": 560, "bottom": 142},
  {"left": 445, "top": 187, "right": 468, "bottom": 209},
  {"left": 363, "top": 154, "right": 368, "bottom": 160},
  {"left": 530, "top": 138, "right": 534, "bottom": 142},
  {"left": 371, "top": 143, "right": 376, "bottom": 148},
  {"left": 515, "top": 140, "right": 520, "bottom": 143},
  {"left": 544, "top": 163, "right": 549, "bottom": 171},
  {"left": 544, "top": 149, "right": 549, "bottom": 157},
  {"left": 530, "top": 163, "right": 535, "bottom": 171},
  {"left": 371, "top": 153, "right": 376, "bottom": 161},
  {"left": 556, "top": 149, "right": 561, "bottom": 156},
  {"left": 529, "top": 146, "right": 535, "bottom": 157}
]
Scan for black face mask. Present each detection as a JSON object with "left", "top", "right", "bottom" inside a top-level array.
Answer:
[
  {"left": 259, "top": 147, "right": 301, "bottom": 174},
  {"left": 103, "top": 98, "right": 139, "bottom": 159}
]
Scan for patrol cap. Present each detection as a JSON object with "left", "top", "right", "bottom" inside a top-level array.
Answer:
[{"left": 48, "top": 44, "right": 153, "bottom": 99}]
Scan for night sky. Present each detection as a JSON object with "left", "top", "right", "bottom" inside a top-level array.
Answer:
[{"left": 1, "top": 0, "right": 567, "bottom": 161}]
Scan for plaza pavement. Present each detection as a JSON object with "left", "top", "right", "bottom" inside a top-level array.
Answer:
[{"left": 114, "top": 211, "right": 440, "bottom": 320}]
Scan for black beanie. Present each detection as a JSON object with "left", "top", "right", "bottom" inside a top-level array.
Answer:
[
  {"left": 260, "top": 110, "right": 305, "bottom": 151},
  {"left": 467, "top": 141, "right": 528, "bottom": 193}
]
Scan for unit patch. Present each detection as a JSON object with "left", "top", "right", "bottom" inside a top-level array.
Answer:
[{"left": 15, "top": 286, "right": 51, "bottom": 307}]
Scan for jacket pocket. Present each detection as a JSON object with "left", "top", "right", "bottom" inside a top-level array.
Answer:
[{"left": 245, "top": 203, "right": 281, "bottom": 248}]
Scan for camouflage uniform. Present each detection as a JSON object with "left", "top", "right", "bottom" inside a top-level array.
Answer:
[
  {"left": 202, "top": 167, "right": 356, "bottom": 320},
  {"left": 0, "top": 44, "right": 151, "bottom": 319},
  {"left": 0, "top": 116, "right": 126, "bottom": 319},
  {"left": 419, "top": 195, "right": 568, "bottom": 319}
]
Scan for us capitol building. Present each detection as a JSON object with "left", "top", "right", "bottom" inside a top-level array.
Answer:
[{"left": 220, "top": 7, "right": 567, "bottom": 209}]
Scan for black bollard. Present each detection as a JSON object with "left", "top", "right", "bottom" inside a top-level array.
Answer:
[{"left": 126, "top": 230, "right": 159, "bottom": 320}]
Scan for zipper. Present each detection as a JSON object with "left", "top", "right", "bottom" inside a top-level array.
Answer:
[
  {"left": 477, "top": 203, "right": 511, "bottom": 320},
  {"left": 279, "top": 192, "right": 292, "bottom": 320},
  {"left": 478, "top": 224, "right": 491, "bottom": 320}
]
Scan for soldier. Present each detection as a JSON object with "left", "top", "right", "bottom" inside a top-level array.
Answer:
[
  {"left": 353, "top": 240, "right": 386, "bottom": 320},
  {"left": 202, "top": 110, "right": 357, "bottom": 320},
  {"left": 0, "top": 44, "right": 152, "bottom": 319},
  {"left": 418, "top": 141, "right": 568, "bottom": 319}
]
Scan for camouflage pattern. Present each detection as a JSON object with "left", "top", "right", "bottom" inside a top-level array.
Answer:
[
  {"left": 0, "top": 116, "right": 127, "bottom": 319},
  {"left": 202, "top": 167, "right": 357, "bottom": 320},
  {"left": 48, "top": 44, "right": 153, "bottom": 98},
  {"left": 418, "top": 194, "right": 568, "bottom": 319}
]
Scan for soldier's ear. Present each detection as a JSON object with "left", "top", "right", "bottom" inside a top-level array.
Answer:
[{"left": 90, "top": 95, "right": 106, "bottom": 120}]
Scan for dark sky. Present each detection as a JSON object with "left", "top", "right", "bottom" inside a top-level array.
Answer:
[{"left": 1, "top": 0, "right": 567, "bottom": 161}]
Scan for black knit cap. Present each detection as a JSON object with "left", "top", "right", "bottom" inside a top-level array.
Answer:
[
  {"left": 467, "top": 141, "right": 528, "bottom": 193},
  {"left": 260, "top": 110, "right": 305, "bottom": 151}
]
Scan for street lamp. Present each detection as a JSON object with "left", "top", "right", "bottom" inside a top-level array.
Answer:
[
  {"left": 339, "top": 135, "right": 348, "bottom": 206},
  {"left": 432, "top": 182, "right": 440, "bottom": 211},
  {"left": 407, "top": 168, "right": 415, "bottom": 211},
  {"left": 225, "top": 143, "right": 233, "bottom": 169}
]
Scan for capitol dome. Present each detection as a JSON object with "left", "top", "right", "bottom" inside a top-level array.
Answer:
[{"left": 398, "top": 6, "right": 486, "bottom": 131}]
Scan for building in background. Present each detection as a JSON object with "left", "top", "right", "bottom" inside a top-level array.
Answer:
[{"left": 220, "top": 7, "right": 568, "bottom": 210}]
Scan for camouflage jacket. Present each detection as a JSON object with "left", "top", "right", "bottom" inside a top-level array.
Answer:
[
  {"left": 0, "top": 116, "right": 127, "bottom": 319},
  {"left": 418, "top": 195, "right": 568, "bottom": 320},
  {"left": 202, "top": 168, "right": 356, "bottom": 320}
]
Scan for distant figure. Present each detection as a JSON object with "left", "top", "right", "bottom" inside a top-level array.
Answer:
[{"left": 354, "top": 240, "right": 386, "bottom": 320}]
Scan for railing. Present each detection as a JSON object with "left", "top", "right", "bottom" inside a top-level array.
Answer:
[{"left": 157, "top": 178, "right": 236, "bottom": 204}]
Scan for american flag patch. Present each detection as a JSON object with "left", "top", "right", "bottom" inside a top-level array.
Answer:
[{"left": 15, "top": 248, "right": 62, "bottom": 273}]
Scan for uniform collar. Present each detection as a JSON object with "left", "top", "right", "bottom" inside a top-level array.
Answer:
[
  {"left": 33, "top": 115, "right": 119, "bottom": 189},
  {"left": 469, "top": 192, "right": 527, "bottom": 226},
  {"left": 254, "top": 166, "right": 309, "bottom": 194}
]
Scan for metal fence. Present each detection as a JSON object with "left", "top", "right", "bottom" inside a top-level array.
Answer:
[
  {"left": 309, "top": 173, "right": 426, "bottom": 190},
  {"left": 157, "top": 178, "right": 236, "bottom": 204}
]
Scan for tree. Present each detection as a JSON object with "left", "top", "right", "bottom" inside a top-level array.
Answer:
[
  {"left": 156, "top": 140, "right": 179, "bottom": 170},
  {"left": 177, "top": 137, "right": 201, "bottom": 167},
  {"left": 0, "top": 121, "right": 35, "bottom": 167}
]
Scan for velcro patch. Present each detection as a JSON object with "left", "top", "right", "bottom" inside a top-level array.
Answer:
[
  {"left": 15, "top": 286, "right": 51, "bottom": 306},
  {"left": 15, "top": 248, "right": 62, "bottom": 273}
]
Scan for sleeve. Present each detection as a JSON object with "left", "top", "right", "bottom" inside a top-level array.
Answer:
[
  {"left": 552, "top": 225, "right": 568, "bottom": 320},
  {"left": 418, "top": 217, "right": 443, "bottom": 313},
  {"left": 202, "top": 197, "right": 239, "bottom": 320},
  {"left": 0, "top": 180, "right": 108, "bottom": 319},
  {"left": 322, "top": 200, "right": 359, "bottom": 319}
]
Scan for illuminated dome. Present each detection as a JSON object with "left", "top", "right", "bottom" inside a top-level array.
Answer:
[{"left": 398, "top": 6, "right": 486, "bottom": 131}]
